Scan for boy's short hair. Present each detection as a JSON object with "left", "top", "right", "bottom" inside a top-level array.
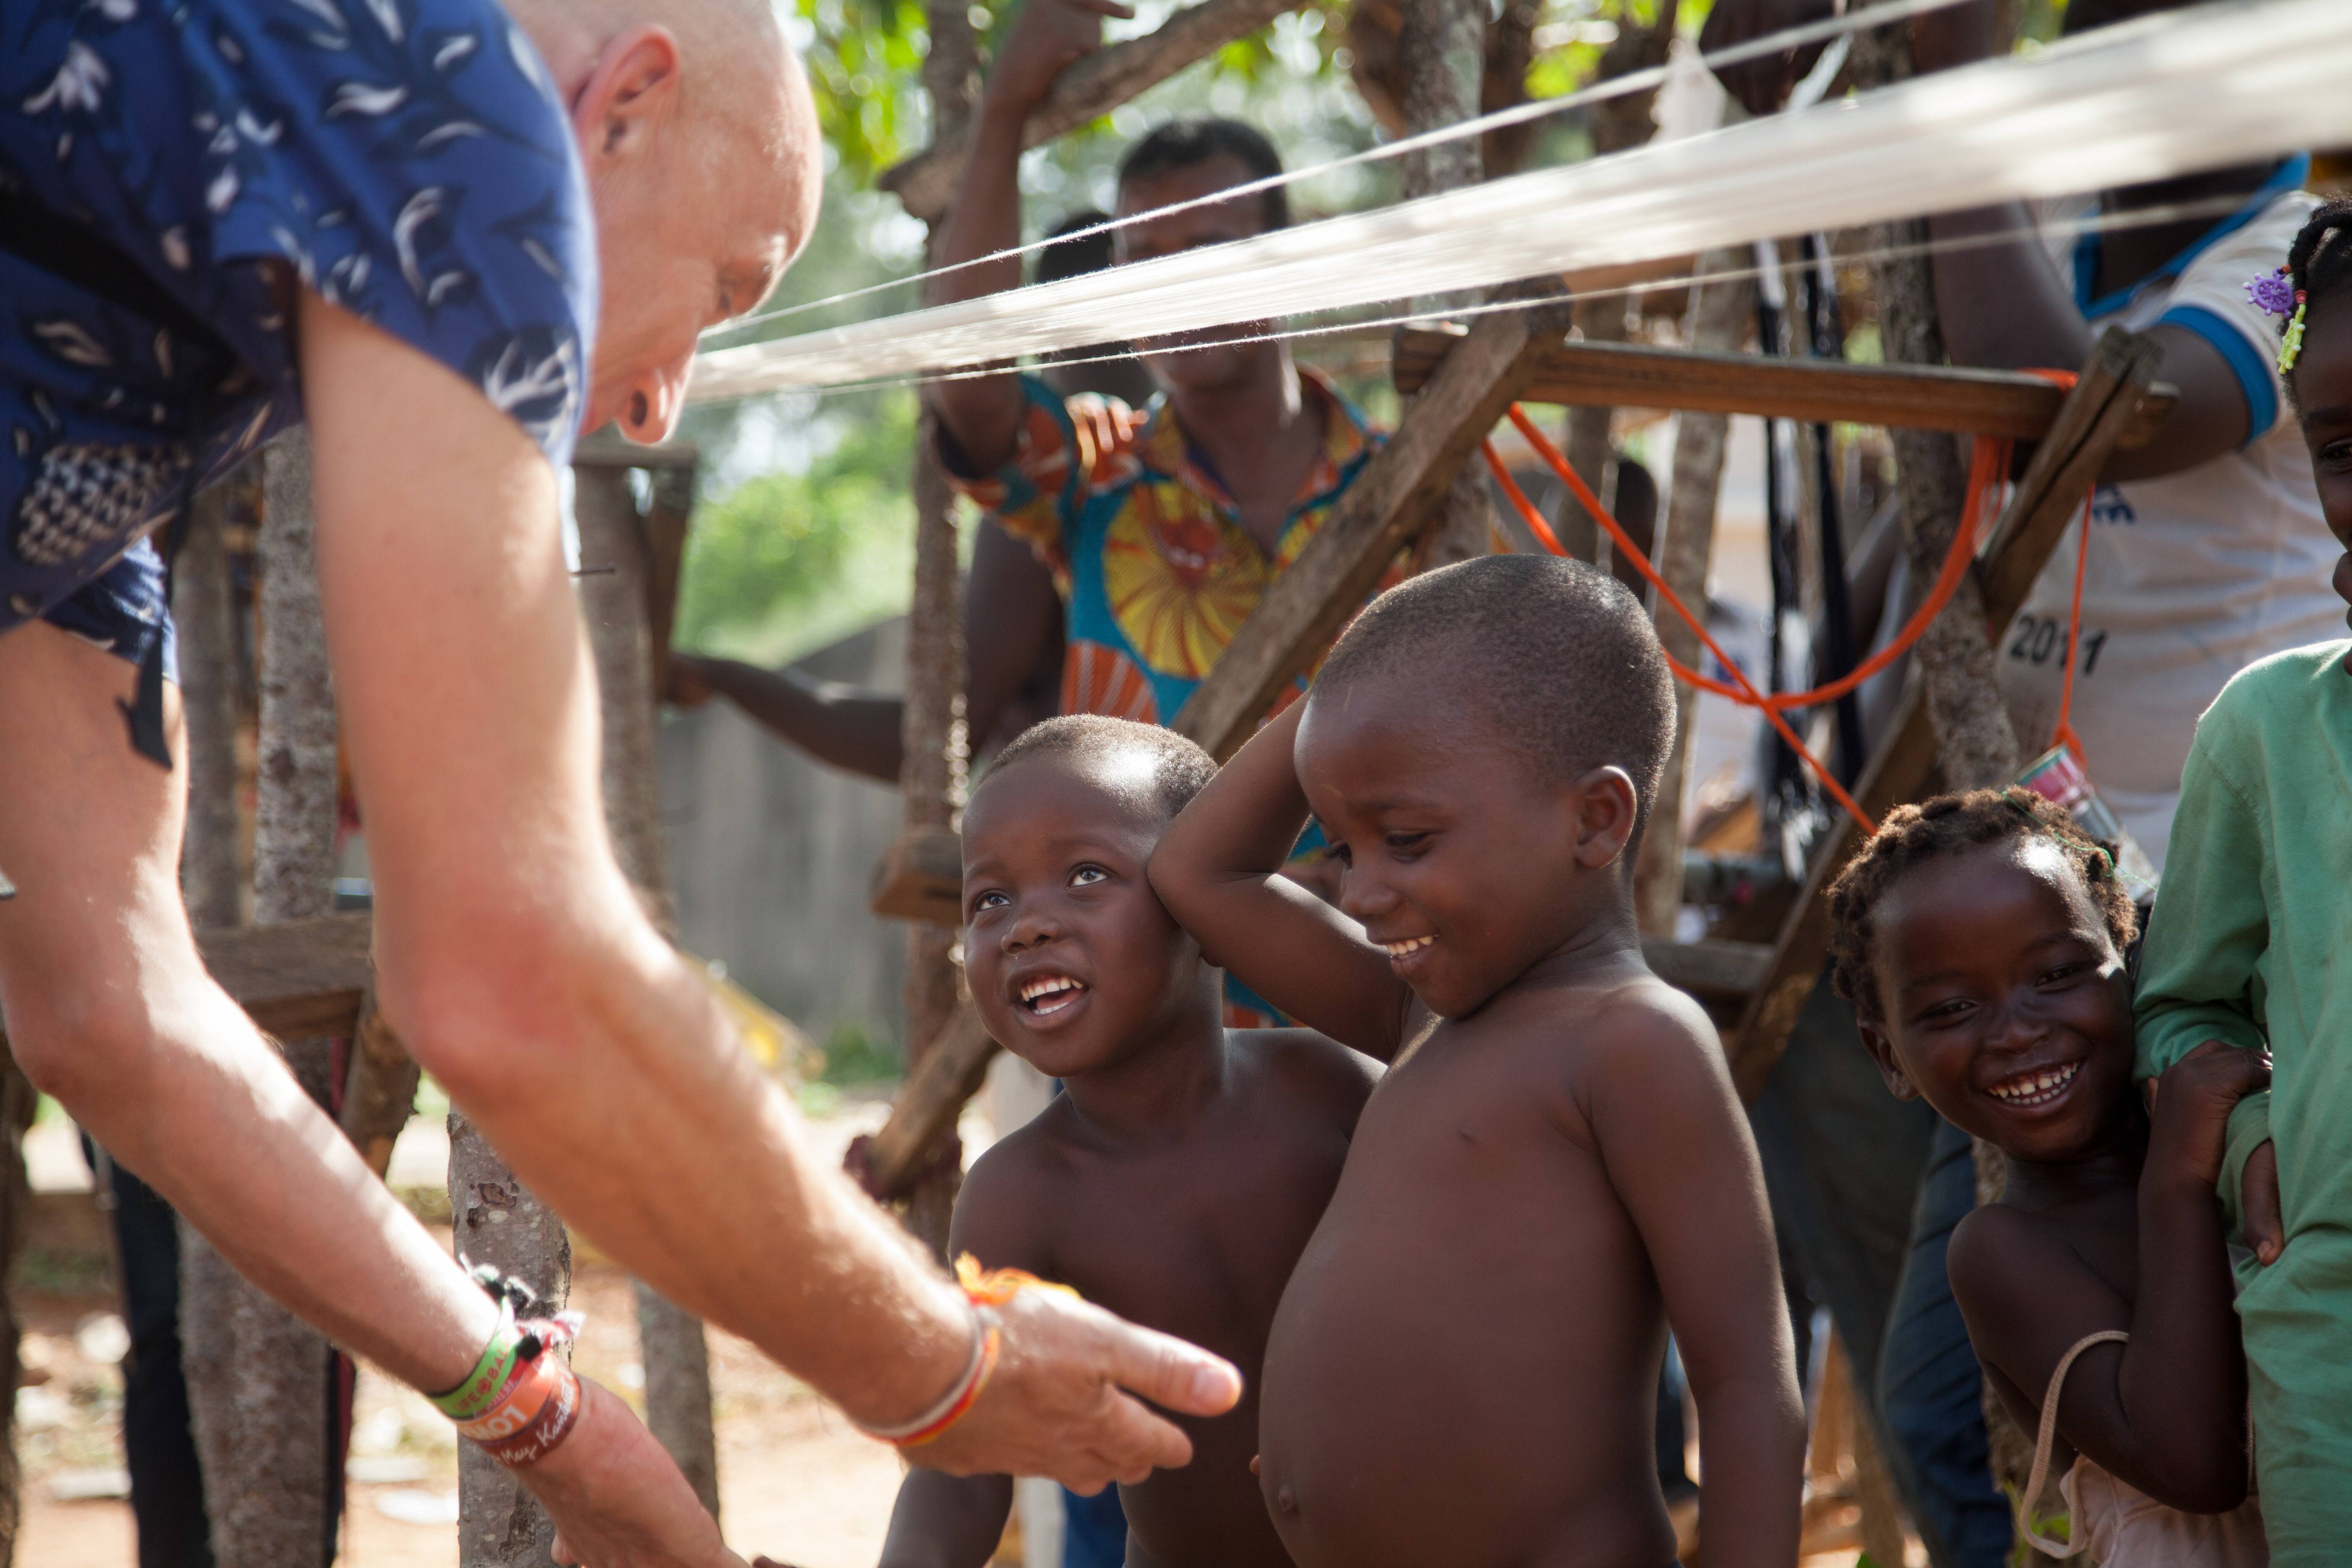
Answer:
[
  {"left": 984, "top": 715, "right": 1218, "bottom": 821},
  {"left": 1313, "top": 555, "right": 1677, "bottom": 839},
  {"left": 1117, "top": 118, "right": 1289, "bottom": 234}
]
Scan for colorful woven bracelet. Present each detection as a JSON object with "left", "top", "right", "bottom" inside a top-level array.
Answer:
[
  {"left": 428, "top": 1297, "right": 523, "bottom": 1424},
  {"left": 460, "top": 1341, "right": 585, "bottom": 1467}
]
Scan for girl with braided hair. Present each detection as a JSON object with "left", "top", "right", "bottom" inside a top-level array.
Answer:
[
  {"left": 1832, "top": 789, "right": 2269, "bottom": 1565},
  {"left": 2129, "top": 196, "right": 2352, "bottom": 1568}
]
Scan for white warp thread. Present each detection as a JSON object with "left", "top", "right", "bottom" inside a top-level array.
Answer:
[{"left": 691, "top": 0, "right": 2352, "bottom": 403}]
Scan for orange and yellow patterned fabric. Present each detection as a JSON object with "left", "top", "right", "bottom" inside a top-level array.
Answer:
[{"left": 948, "top": 369, "right": 1384, "bottom": 730}]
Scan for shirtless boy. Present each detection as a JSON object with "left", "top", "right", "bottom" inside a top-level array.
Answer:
[
  {"left": 1151, "top": 556, "right": 1804, "bottom": 1568},
  {"left": 879, "top": 716, "right": 1377, "bottom": 1568}
]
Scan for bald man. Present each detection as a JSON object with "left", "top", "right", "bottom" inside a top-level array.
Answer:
[{"left": 0, "top": 2, "right": 1239, "bottom": 1563}]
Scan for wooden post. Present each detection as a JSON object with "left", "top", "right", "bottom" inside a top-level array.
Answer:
[
  {"left": 178, "top": 475, "right": 249, "bottom": 932},
  {"left": 448, "top": 1115, "right": 570, "bottom": 1568},
  {"left": 1634, "top": 251, "right": 1756, "bottom": 936},
  {"left": 1395, "top": 0, "right": 1497, "bottom": 571},
  {"left": 1562, "top": 4, "right": 1676, "bottom": 573},
  {"left": 893, "top": 0, "right": 983, "bottom": 1263},
  {"left": 183, "top": 429, "right": 340, "bottom": 1568},
  {"left": 574, "top": 462, "right": 723, "bottom": 1520},
  {"left": 0, "top": 1042, "right": 35, "bottom": 1564}
]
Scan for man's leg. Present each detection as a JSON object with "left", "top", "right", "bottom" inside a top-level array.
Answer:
[
  {"left": 1746, "top": 975, "right": 1942, "bottom": 1535},
  {"left": 1877, "top": 1117, "right": 2011, "bottom": 1568},
  {"left": 0, "top": 622, "right": 494, "bottom": 1388}
]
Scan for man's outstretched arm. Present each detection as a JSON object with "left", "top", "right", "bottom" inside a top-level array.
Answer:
[{"left": 302, "top": 296, "right": 1237, "bottom": 1484}]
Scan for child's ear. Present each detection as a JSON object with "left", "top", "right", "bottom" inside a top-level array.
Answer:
[
  {"left": 1857, "top": 1021, "right": 1921, "bottom": 1101},
  {"left": 1567, "top": 766, "right": 1640, "bottom": 869}
]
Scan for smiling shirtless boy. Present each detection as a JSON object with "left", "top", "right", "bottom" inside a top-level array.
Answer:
[
  {"left": 879, "top": 716, "right": 1376, "bottom": 1568},
  {"left": 1150, "top": 555, "right": 1804, "bottom": 1568}
]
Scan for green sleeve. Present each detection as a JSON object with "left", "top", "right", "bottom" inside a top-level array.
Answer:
[
  {"left": 2134, "top": 723, "right": 2271, "bottom": 1080},
  {"left": 2217, "top": 1089, "right": 2273, "bottom": 1243}
]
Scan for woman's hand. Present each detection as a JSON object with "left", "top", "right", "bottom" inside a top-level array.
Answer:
[{"left": 2145, "top": 1040, "right": 2271, "bottom": 1194}]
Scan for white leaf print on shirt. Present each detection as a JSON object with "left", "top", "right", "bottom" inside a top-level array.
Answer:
[
  {"left": 23, "top": 41, "right": 109, "bottom": 115},
  {"left": 327, "top": 80, "right": 409, "bottom": 116}
]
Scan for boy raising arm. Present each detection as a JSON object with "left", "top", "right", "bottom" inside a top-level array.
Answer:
[{"left": 1150, "top": 556, "right": 1803, "bottom": 1568}]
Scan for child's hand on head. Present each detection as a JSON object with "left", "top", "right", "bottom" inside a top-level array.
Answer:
[{"left": 2146, "top": 1040, "right": 2272, "bottom": 1193}]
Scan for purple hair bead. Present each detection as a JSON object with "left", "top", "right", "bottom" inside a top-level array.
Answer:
[{"left": 2248, "top": 271, "right": 2298, "bottom": 317}]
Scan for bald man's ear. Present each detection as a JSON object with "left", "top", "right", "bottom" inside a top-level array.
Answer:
[{"left": 574, "top": 23, "right": 681, "bottom": 172}]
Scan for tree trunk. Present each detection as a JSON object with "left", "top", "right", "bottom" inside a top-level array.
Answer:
[
  {"left": 184, "top": 428, "right": 339, "bottom": 1568},
  {"left": 897, "top": 0, "right": 982, "bottom": 1262},
  {"left": 449, "top": 1117, "right": 570, "bottom": 1568},
  {"left": 1396, "top": 0, "right": 1494, "bottom": 570},
  {"left": 178, "top": 475, "right": 249, "bottom": 931},
  {"left": 0, "top": 1044, "right": 38, "bottom": 1566},
  {"left": 1561, "top": 3, "right": 1677, "bottom": 574},
  {"left": 574, "top": 464, "right": 723, "bottom": 1520},
  {"left": 1634, "top": 253, "right": 1756, "bottom": 936},
  {"left": 1854, "top": 21, "right": 2034, "bottom": 1537}
]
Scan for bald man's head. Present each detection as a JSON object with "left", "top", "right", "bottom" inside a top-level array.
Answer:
[{"left": 509, "top": 0, "right": 821, "bottom": 441}]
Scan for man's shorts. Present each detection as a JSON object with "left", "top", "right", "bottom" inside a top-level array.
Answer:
[{"left": 16, "top": 538, "right": 178, "bottom": 684}]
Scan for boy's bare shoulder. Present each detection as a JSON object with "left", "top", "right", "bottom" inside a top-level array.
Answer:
[
  {"left": 1233, "top": 1026, "right": 1380, "bottom": 1124},
  {"left": 1529, "top": 966, "right": 1730, "bottom": 1089},
  {"left": 950, "top": 1100, "right": 1083, "bottom": 1266}
]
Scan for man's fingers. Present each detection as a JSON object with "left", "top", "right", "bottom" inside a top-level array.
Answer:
[
  {"left": 2243, "top": 1140, "right": 2284, "bottom": 1265},
  {"left": 1101, "top": 1319, "right": 1242, "bottom": 1417},
  {"left": 1092, "top": 1385, "right": 1197, "bottom": 1474}
]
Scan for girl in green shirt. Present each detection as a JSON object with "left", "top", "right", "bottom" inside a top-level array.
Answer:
[{"left": 2135, "top": 197, "right": 2352, "bottom": 1568}]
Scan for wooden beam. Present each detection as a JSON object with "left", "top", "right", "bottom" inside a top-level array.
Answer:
[
  {"left": 1391, "top": 330, "right": 2173, "bottom": 448},
  {"left": 1173, "top": 299, "right": 1574, "bottom": 760},
  {"left": 869, "top": 825, "right": 964, "bottom": 925},
  {"left": 194, "top": 912, "right": 373, "bottom": 1043},
  {"left": 573, "top": 430, "right": 699, "bottom": 469},
  {"left": 1723, "top": 328, "right": 2168, "bottom": 1100},
  {"left": 862, "top": 1005, "right": 999, "bottom": 1200},
  {"left": 881, "top": 0, "right": 1300, "bottom": 223}
]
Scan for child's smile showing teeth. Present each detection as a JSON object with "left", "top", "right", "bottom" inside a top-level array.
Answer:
[
  {"left": 1383, "top": 935, "right": 1434, "bottom": 961},
  {"left": 1017, "top": 974, "right": 1089, "bottom": 1017},
  {"left": 1984, "top": 1060, "right": 2081, "bottom": 1108}
]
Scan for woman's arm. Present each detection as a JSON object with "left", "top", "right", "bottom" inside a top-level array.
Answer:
[
  {"left": 672, "top": 521, "right": 1063, "bottom": 784},
  {"left": 1948, "top": 1043, "right": 2268, "bottom": 1511},
  {"left": 1149, "top": 699, "right": 1413, "bottom": 1058}
]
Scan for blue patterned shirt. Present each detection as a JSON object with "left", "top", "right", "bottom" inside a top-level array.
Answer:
[{"left": 0, "top": 0, "right": 596, "bottom": 638}]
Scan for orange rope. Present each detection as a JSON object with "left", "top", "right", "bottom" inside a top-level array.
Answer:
[
  {"left": 1483, "top": 373, "right": 2099, "bottom": 841},
  {"left": 1485, "top": 414, "right": 1878, "bottom": 835},
  {"left": 1501, "top": 406, "right": 2006, "bottom": 712}
]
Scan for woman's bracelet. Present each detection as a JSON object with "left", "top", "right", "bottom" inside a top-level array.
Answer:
[{"left": 856, "top": 1255, "right": 1080, "bottom": 1449}]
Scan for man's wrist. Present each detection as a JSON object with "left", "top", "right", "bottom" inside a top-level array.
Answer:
[{"left": 838, "top": 1276, "right": 990, "bottom": 1433}]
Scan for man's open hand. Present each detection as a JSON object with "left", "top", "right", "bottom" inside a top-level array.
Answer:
[
  {"left": 909, "top": 1283, "right": 1242, "bottom": 1493},
  {"left": 982, "top": 0, "right": 1136, "bottom": 120},
  {"left": 520, "top": 1379, "right": 744, "bottom": 1568}
]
